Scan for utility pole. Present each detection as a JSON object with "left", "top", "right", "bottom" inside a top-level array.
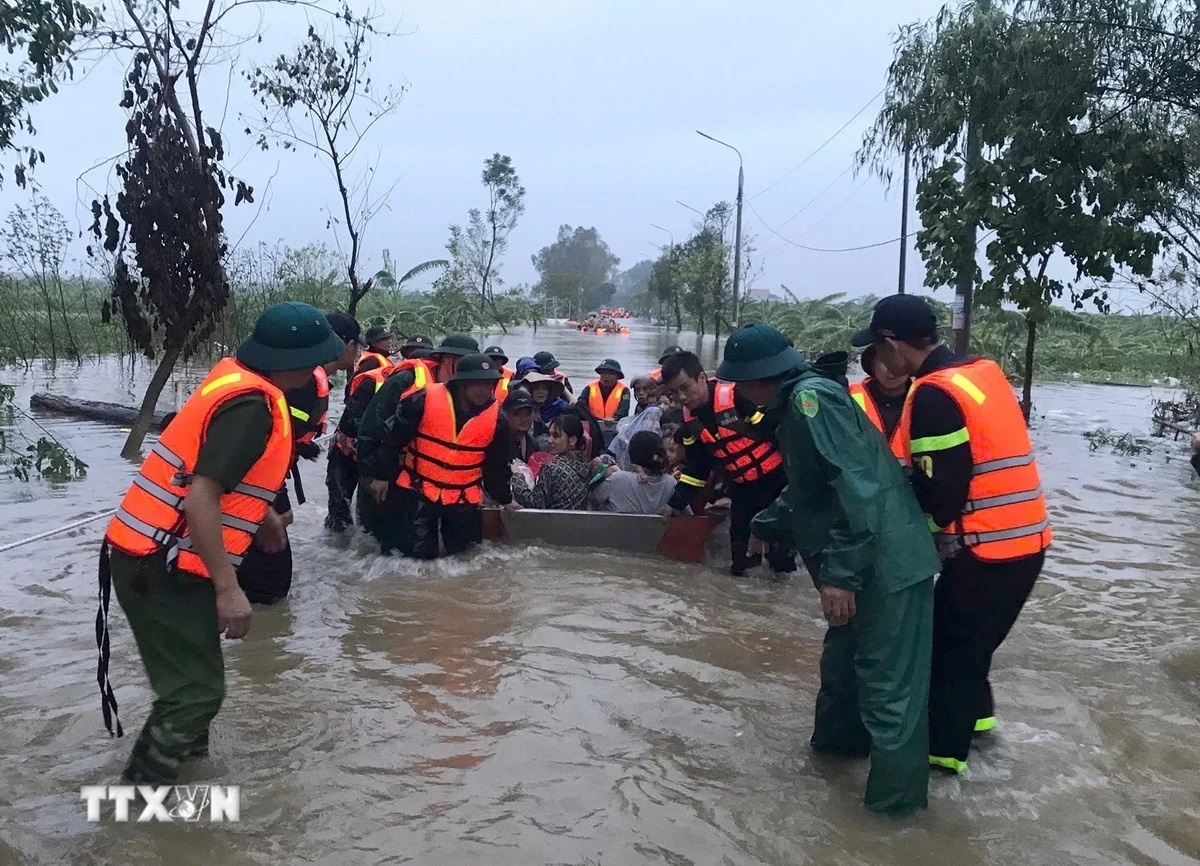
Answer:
[
  {"left": 696, "top": 131, "right": 745, "bottom": 328},
  {"left": 898, "top": 146, "right": 911, "bottom": 294},
  {"left": 954, "top": 120, "right": 980, "bottom": 353}
]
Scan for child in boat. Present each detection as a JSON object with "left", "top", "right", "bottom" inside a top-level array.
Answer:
[
  {"left": 510, "top": 412, "right": 592, "bottom": 510},
  {"left": 591, "top": 431, "right": 681, "bottom": 515}
]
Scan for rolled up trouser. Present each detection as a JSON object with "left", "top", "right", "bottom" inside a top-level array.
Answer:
[
  {"left": 325, "top": 447, "right": 359, "bottom": 532},
  {"left": 110, "top": 551, "right": 225, "bottom": 785},
  {"left": 811, "top": 576, "right": 934, "bottom": 814}
]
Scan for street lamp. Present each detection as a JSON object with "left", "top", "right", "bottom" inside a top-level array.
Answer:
[
  {"left": 650, "top": 224, "right": 674, "bottom": 328},
  {"left": 696, "top": 130, "right": 745, "bottom": 327},
  {"left": 676, "top": 200, "right": 705, "bottom": 219}
]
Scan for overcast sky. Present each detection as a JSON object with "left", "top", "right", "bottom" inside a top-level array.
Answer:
[{"left": 2, "top": 0, "right": 958, "bottom": 302}]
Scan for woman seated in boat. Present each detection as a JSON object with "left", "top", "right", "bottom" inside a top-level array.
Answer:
[
  {"left": 510, "top": 412, "right": 592, "bottom": 510},
  {"left": 591, "top": 431, "right": 681, "bottom": 515},
  {"left": 630, "top": 375, "right": 656, "bottom": 415}
]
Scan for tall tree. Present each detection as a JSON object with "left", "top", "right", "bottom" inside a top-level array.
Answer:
[
  {"left": 0, "top": 0, "right": 99, "bottom": 187},
  {"left": 861, "top": 0, "right": 1188, "bottom": 416},
  {"left": 444, "top": 153, "right": 525, "bottom": 326},
  {"left": 90, "top": 1, "right": 263, "bottom": 459},
  {"left": 247, "top": 4, "right": 404, "bottom": 316},
  {"left": 532, "top": 225, "right": 621, "bottom": 313},
  {"left": 673, "top": 203, "right": 733, "bottom": 340}
]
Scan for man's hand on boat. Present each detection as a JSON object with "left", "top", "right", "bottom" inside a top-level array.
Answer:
[{"left": 659, "top": 506, "right": 684, "bottom": 521}]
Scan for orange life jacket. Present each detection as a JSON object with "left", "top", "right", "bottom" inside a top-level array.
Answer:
[
  {"left": 849, "top": 379, "right": 905, "bottom": 457},
  {"left": 586, "top": 380, "right": 628, "bottom": 419},
  {"left": 648, "top": 367, "right": 662, "bottom": 384},
  {"left": 104, "top": 358, "right": 293, "bottom": 577},
  {"left": 291, "top": 365, "right": 330, "bottom": 444},
  {"left": 495, "top": 371, "right": 512, "bottom": 399},
  {"left": 354, "top": 351, "right": 394, "bottom": 375},
  {"left": 396, "top": 383, "right": 501, "bottom": 505},
  {"left": 340, "top": 360, "right": 432, "bottom": 457},
  {"left": 685, "top": 381, "right": 783, "bottom": 484},
  {"left": 895, "top": 358, "right": 1052, "bottom": 562}
]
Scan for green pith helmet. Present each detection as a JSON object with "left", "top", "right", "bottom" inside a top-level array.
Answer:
[
  {"left": 484, "top": 345, "right": 509, "bottom": 365},
  {"left": 716, "top": 324, "right": 803, "bottom": 382},
  {"left": 658, "top": 345, "right": 684, "bottom": 365},
  {"left": 450, "top": 353, "right": 504, "bottom": 382},
  {"left": 813, "top": 350, "right": 850, "bottom": 381},
  {"left": 433, "top": 334, "right": 480, "bottom": 357},
  {"left": 363, "top": 324, "right": 392, "bottom": 344},
  {"left": 236, "top": 302, "right": 345, "bottom": 372},
  {"left": 595, "top": 358, "right": 624, "bottom": 378}
]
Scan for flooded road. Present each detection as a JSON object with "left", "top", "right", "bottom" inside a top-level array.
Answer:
[{"left": 1, "top": 324, "right": 1199, "bottom": 865}]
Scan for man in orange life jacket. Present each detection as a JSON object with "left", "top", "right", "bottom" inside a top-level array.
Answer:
[
  {"left": 385, "top": 353, "right": 516, "bottom": 559},
  {"left": 853, "top": 294, "right": 1052, "bottom": 776},
  {"left": 658, "top": 349, "right": 796, "bottom": 578},
  {"left": 400, "top": 333, "right": 432, "bottom": 360},
  {"left": 848, "top": 344, "right": 910, "bottom": 446},
  {"left": 237, "top": 311, "right": 361, "bottom": 604},
  {"left": 356, "top": 324, "right": 395, "bottom": 377},
  {"left": 97, "top": 302, "right": 344, "bottom": 784},
  {"left": 646, "top": 346, "right": 685, "bottom": 389},
  {"left": 576, "top": 359, "right": 630, "bottom": 449},
  {"left": 486, "top": 345, "right": 515, "bottom": 399},
  {"left": 355, "top": 334, "right": 481, "bottom": 553}
]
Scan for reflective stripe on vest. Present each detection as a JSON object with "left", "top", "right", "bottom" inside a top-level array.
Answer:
[
  {"left": 396, "top": 382, "right": 501, "bottom": 505},
  {"left": 586, "top": 380, "right": 628, "bottom": 419},
  {"left": 355, "top": 351, "right": 394, "bottom": 375},
  {"left": 291, "top": 365, "right": 331, "bottom": 443},
  {"left": 896, "top": 358, "right": 1052, "bottom": 562},
  {"left": 342, "top": 362, "right": 431, "bottom": 458},
  {"left": 687, "top": 381, "right": 782, "bottom": 484},
  {"left": 849, "top": 379, "right": 904, "bottom": 458},
  {"left": 103, "top": 357, "right": 292, "bottom": 578}
]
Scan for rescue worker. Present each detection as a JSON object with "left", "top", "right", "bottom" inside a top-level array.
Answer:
[
  {"left": 390, "top": 353, "right": 516, "bottom": 558},
  {"left": 356, "top": 324, "right": 395, "bottom": 375},
  {"left": 852, "top": 293, "right": 1052, "bottom": 775},
  {"left": 400, "top": 334, "right": 432, "bottom": 360},
  {"left": 647, "top": 345, "right": 684, "bottom": 386},
  {"left": 356, "top": 334, "right": 480, "bottom": 554},
  {"left": 238, "top": 311, "right": 361, "bottom": 604},
  {"left": 533, "top": 350, "right": 573, "bottom": 395},
  {"left": 848, "top": 344, "right": 911, "bottom": 446},
  {"left": 97, "top": 302, "right": 344, "bottom": 783},
  {"left": 718, "top": 323, "right": 939, "bottom": 814},
  {"left": 658, "top": 350, "right": 795, "bottom": 578},
  {"left": 486, "top": 345, "right": 514, "bottom": 398},
  {"left": 325, "top": 319, "right": 393, "bottom": 531}
]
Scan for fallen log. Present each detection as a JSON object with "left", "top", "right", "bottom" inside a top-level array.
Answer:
[{"left": 30, "top": 392, "right": 172, "bottom": 430}]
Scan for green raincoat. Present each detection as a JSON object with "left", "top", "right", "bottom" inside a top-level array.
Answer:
[{"left": 752, "top": 364, "right": 940, "bottom": 814}]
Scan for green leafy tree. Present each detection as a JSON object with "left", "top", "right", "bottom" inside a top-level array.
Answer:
[
  {"left": 861, "top": 0, "right": 1189, "bottom": 416},
  {"left": 0, "top": 0, "right": 99, "bottom": 187},
  {"left": 532, "top": 225, "right": 621, "bottom": 313},
  {"left": 443, "top": 153, "right": 525, "bottom": 328},
  {"left": 1, "top": 188, "right": 78, "bottom": 359},
  {"left": 673, "top": 203, "right": 733, "bottom": 340},
  {"left": 247, "top": 4, "right": 404, "bottom": 316}
]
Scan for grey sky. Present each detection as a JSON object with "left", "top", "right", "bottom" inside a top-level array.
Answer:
[{"left": 1, "top": 0, "right": 951, "bottom": 301}]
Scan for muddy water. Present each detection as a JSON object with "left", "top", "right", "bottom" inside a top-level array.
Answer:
[{"left": 1, "top": 325, "right": 1199, "bottom": 866}]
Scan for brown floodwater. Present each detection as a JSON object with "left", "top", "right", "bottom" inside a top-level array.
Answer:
[{"left": 1, "top": 324, "right": 1199, "bottom": 866}]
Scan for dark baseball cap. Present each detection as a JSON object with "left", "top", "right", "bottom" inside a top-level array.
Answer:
[
  {"left": 323, "top": 311, "right": 361, "bottom": 345},
  {"left": 502, "top": 389, "right": 536, "bottom": 413},
  {"left": 658, "top": 345, "right": 684, "bottom": 365},
  {"left": 851, "top": 294, "right": 938, "bottom": 347}
]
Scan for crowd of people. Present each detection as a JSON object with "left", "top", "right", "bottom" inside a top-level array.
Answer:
[{"left": 93, "top": 293, "right": 1052, "bottom": 817}]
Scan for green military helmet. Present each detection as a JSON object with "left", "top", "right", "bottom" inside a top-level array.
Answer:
[
  {"left": 433, "top": 334, "right": 480, "bottom": 357},
  {"left": 594, "top": 358, "right": 624, "bottom": 378},
  {"left": 236, "top": 301, "right": 345, "bottom": 372},
  {"left": 451, "top": 353, "right": 504, "bottom": 382},
  {"left": 716, "top": 323, "right": 803, "bottom": 382}
]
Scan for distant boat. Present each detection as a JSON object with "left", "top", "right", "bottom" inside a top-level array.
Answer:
[{"left": 481, "top": 508, "right": 721, "bottom": 563}]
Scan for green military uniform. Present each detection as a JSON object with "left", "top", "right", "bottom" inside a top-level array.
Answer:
[
  {"left": 719, "top": 325, "right": 940, "bottom": 814},
  {"left": 99, "top": 302, "right": 345, "bottom": 785}
]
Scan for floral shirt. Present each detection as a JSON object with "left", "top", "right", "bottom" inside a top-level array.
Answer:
[{"left": 511, "top": 450, "right": 591, "bottom": 510}]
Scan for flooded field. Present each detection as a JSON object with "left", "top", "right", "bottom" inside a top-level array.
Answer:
[{"left": 1, "top": 324, "right": 1198, "bottom": 866}]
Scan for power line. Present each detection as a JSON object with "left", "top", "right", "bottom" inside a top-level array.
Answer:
[
  {"left": 772, "top": 162, "right": 855, "bottom": 233},
  {"left": 749, "top": 85, "right": 885, "bottom": 202}
]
